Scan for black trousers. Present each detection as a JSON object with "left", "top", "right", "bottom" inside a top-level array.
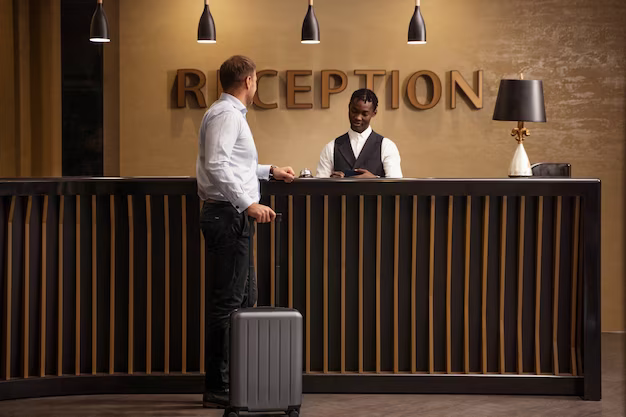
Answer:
[{"left": 200, "top": 201, "right": 257, "bottom": 392}]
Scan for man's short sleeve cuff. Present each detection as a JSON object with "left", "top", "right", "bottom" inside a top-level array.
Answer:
[{"left": 232, "top": 194, "right": 255, "bottom": 214}]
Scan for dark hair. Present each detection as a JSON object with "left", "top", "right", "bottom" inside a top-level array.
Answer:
[
  {"left": 350, "top": 88, "right": 378, "bottom": 111},
  {"left": 219, "top": 55, "right": 257, "bottom": 91}
]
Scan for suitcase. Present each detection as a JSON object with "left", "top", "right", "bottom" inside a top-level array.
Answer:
[{"left": 225, "top": 213, "right": 303, "bottom": 417}]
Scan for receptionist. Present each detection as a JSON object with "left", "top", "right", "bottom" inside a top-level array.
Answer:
[{"left": 315, "top": 88, "right": 403, "bottom": 179}]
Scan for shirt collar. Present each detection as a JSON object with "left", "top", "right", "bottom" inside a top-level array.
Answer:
[
  {"left": 220, "top": 93, "right": 248, "bottom": 116},
  {"left": 348, "top": 125, "right": 372, "bottom": 141}
]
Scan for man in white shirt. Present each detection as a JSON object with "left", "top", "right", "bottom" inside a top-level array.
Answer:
[
  {"left": 196, "top": 55, "right": 294, "bottom": 408},
  {"left": 316, "top": 89, "right": 403, "bottom": 179}
]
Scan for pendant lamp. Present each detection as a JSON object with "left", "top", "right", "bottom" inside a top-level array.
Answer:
[
  {"left": 90, "top": 0, "right": 110, "bottom": 43},
  {"left": 301, "top": 0, "right": 320, "bottom": 44},
  {"left": 407, "top": 0, "right": 426, "bottom": 44},
  {"left": 198, "top": 0, "right": 216, "bottom": 43}
]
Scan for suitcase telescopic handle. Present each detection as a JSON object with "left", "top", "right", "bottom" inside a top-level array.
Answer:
[
  {"left": 247, "top": 213, "right": 282, "bottom": 307},
  {"left": 275, "top": 213, "right": 282, "bottom": 306},
  {"left": 248, "top": 216, "right": 255, "bottom": 307}
]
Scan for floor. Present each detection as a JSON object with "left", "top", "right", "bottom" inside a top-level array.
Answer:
[{"left": 0, "top": 334, "right": 623, "bottom": 417}]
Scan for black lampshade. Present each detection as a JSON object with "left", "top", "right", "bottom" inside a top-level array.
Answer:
[
  {"left": 493, "top": 80, "right": 547, "bottom": 122},
  {"left": 89, "top": 2, "right": 110, "bottom": 43},
  {"left": 407, "top": 5, "right": 426, "bottom": 44},
  {"left": 301, "top": 5, "right": 320, "bottom": 44},
  {"left": 198, "top": 4, "right": 216, "bottom": 43}
]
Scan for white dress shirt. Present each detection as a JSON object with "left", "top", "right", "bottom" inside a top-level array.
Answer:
[
  {"left": 196, "top": 93, "right": 271, "bottom": 213},
  {"left": 315, "top": 126, "right": 403, "bottom": 178}
]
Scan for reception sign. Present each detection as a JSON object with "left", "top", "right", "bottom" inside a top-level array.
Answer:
[{"left": 175, "top": 69, "right": 484, "bottom": 111}]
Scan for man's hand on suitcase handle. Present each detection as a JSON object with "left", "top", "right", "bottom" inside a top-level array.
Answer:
[{"left": 246, "top": 203, "right": 276, "bottom": 223}]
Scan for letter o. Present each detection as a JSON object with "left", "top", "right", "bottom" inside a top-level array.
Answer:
[{"left": 406, "top": 70, "right": 442, "bottom": 110}]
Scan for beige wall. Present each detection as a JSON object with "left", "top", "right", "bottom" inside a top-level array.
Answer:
[
  {"left": 0, "top": 0, "right": 18, "bottom": 176},
  {"left": 0, "top": 0, "right": 62, "bottom": 178},
  {"left": 104, "top": 0, "right": 121, "bottom": 176},
  {"left": 116, "top": 0, "right": 625, "bottom": 331}
]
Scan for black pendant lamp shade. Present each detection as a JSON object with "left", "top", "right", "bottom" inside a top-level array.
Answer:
[
  {"left": 90, "top": 0, "right": 110, "bottom": 43},
  {"left": 493, "top": 79, "right": 547, "bottom": 122},
  {"left": 301, "top": 0, "right": 320, "bottom": 44},
  {"left": 407, "top": 0, "right": 426, "bottom": 44},
  {"left": 198, "top": 0, "right": 216, "bottom": 43}
]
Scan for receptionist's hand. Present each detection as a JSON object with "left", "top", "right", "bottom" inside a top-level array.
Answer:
[
  {"left": 331, "top": 171, "right": 345, "bottom": 178},
  {"left": 354, "top": 168, "right": 379, "bottom": 179}
]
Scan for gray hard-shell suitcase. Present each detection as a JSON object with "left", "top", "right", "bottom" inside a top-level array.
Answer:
[{"left": 226, "top": 214, "right": 303, "bottom": 417}]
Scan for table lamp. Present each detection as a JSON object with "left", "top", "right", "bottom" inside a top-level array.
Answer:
[{"left": 492, "top": 75, "right": 546, "bottom": 177}]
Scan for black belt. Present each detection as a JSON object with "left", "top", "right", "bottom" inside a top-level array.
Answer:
[{"left": 204, "top": 198, "right": 228, "bottom": 204}]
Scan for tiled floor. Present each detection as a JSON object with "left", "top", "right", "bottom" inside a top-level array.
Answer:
[{"left": 0, "top": 334, "right": 623, "bottom": 417}]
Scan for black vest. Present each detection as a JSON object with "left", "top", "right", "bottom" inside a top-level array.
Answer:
[{"left": 333, "top": 131, "right": 385, "bottom": 177}]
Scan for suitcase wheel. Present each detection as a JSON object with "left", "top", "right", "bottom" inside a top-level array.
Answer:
[
  {"left": 223, "top": 409, "right": 239, "bottom": 417},
  {"left": 287, "top": 409, "right": 300, "bottom": 417}
]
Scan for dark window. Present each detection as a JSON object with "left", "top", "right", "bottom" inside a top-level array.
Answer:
[{"left": 61, "top": 0, "right": 104, "bottom": 176}]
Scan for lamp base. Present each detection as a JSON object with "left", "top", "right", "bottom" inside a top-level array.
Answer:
[{"left": 508, "top": 142, "right": 532, "bottom": 177}]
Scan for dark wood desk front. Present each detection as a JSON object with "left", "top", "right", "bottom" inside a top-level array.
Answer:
[{"left": 0, "top": 178, "right": 601, "bottom": 400}]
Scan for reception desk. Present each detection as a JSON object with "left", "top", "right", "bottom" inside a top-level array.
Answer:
[{"left": 0, "top": 178, "right": 601, "bottom": 400}]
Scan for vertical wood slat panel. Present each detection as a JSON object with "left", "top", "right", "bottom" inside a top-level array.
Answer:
[
  {"left": 535, "top": 197, "right": 544, "bottom": 375},
  {"left": 0, "top": 188, "right": 591, "bottom": 381},
  {"left": 146, "top": 196, "right": 152, "bottom": 374},
  {"left": 24, "top": 196, "right": 32, "bottom": 378},
  {"left": 288, "top": 196, "right": 293, "bottom": 309},
  {"left": 323, "top": 195, "right": 328, "bottom": 373},
  {"left": 376, "top": 195, "right": 382, "bottom": 373},
  {"left": 411, "top": 196, "right": 417, "bottom": 374},
  {"left": 109, "top": 195, "right": 115, "bottom": 374},
  {"left": 181, "top": 196, "right": 187, "bottom": 374},
  {"left": 5, "top": 197, "right": 15, "bottom": 380},
  {"left": 200, "top": 200, "right": 205, "bottom": 374},
  {"left": 429, "top": 196, "right": 435, "bottom": 374},
  {"left": 499, "top": 197, "right": 507, "bottom": 374},
  {"left": 270, "top": 195, "right": 275, "bottom": 307},
  {"left": 164, "top": 196, "right": 170, "bottom": 374},
  {"left": 446, "top": 196, "right": 453, "bottom": 374},
  {"left": 40, "top": 195, "right": 49, "bottom": 377},
  {"left": 75, "top": 195, "right": 80, "bottom": 376},
  {"left": 517, "top": 196, "right": 525, "bottom": 374},
  {"left": 393, "top": 195, "right": 400, "bottom": 374},
  {"left": 0, "top": 189, "right": 590, "bottom": 381},
  {"left": 128, "top": 196, "right": 134, "bottom": 374},
  {"left": 358, "top": 195, "right": 364, "bottom": 373},
  {"left": 464, "top": 196, "right": 471, "bottom": 373},
  {"left": 341, "top": 195, "right": 346, "bottom": 373},
  {"left": 57, "top": 197, "right": 64, "bottom": 376},
  {"left": 570, "top": 197, "right": 580, "bottom": 376},
  {"left": 305, "top": 195, "right": 311, "bottom": 373},
  {"left": 91, "top": 195, "right": 97, "bottom": 375},
  {"left": 481, "top": 196, "right": 490, "bottom": 374},
  {"left": 553, "top": 196, "right": 562, "bottom": 375},
  {"left": 576, "top": 222, "right": 583, "bottom": 375}
]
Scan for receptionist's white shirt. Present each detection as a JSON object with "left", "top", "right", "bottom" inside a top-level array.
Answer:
[{"left": 315, "top": 126, "right": 403, "bottom": 178}]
